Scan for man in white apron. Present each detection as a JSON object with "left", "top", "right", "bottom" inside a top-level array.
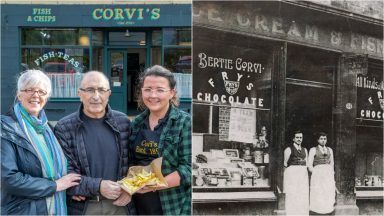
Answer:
[{"left": 283, "top": 131, "right": 309, "bottom": 215}]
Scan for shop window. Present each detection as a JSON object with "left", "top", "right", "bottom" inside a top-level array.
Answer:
[
  {"left": 151, "top": 47, "right": 161, "bottom": 66},
  {"left": 287, "top": 44, "right": 337, "bottom": 84},
  {"left": 21, "top": 47, "right": 89, "bottom": 98},
  {"left": 92, "top": 30, "right": 104, "bottom": 46},
  {"left": 163, "top": 28, "right": 191, "bottom": 46},
  {"left": 152, "top": 30, "right": 162, "bottom": 46},
  {"left": 193, "top": 27, "right": 273, "bottom": 190},
  {"left": 92, "top": 47, "right": 103, "bottom": 72},
  {"left": 108, "top": 31, "right": 146, "bottom": 46},
  {"left": 22, "top": 28, "right": 90, "bottom": 46},
  {"left": 164, "top": 48, "right": 191, "bottom": 99},
  {"left": 355, "top": 60, "right": 384, "bottom": 192},
  {"left": 164, "top": 48, "right": 191, "bottom": 73}
]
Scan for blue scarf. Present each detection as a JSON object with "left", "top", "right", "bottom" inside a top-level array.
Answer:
[{"left": 14, "top": 103, "right": 68, "bottom": 215}]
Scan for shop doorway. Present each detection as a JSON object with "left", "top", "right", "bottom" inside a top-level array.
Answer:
[
  {"left": 284, "top": 44, "right": 338, "bottom": 150},
  {"left": 285, "top": 83, "right": 333, "bottom": 150},
  {"left": 108, "top": 48, "right": 146, "bottom": 116}
]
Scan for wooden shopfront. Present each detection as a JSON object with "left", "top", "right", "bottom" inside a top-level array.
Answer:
[
  {"left": 1, "top": 2, "right": 191, "bottom": 119},
  {"left": 192, "top": 1, "right": 383, "bottom": 215}
]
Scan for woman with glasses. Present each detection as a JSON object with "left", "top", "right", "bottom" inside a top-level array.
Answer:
[
  {"left": 1, "top": 70, "right": 81, "bottom": 215},
  {"left": 129, "top": 65, "right": 191, "bottom": 215}
]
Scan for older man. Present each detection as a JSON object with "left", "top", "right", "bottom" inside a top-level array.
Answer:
[{"left": 54, "top": 71, "right": 135, "bottom": 215}]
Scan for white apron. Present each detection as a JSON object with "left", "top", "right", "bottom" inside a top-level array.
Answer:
[
  {"left": 284, "top": 165, "right": 309, "bottom": 215},
  {"left": 310, "top": 164, "right": 336, "bottom": 214}
]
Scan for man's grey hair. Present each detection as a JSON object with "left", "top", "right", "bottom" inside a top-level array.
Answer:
[
  {"left": 17, "top": 69, "right": 52, "bottom": 97},
  {"left": 80, "top": 70, "right": 110, "bottom": 89}
]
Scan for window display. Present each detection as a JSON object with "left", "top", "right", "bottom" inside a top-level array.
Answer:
[
  {"left": 354, "top": 60, "right": 383, "bottom": 198},
  {"left": 192, "top": 28, "right": 273, "bottom": 190},
  {"left": 21, "top": 28, "right": 91, "bottom": 98}
]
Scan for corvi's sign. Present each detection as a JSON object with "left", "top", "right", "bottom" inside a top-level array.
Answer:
[{"left": 92, "top": 7, "right": 160, "bottom": 25}]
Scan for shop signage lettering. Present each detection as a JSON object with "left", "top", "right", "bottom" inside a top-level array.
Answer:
[
  {"left": 34, "top": 51, "right": 80, "bottom": 68},
  {"left": 194, "top": 5, "right": 384, "bottom": 58},
  {"left": 198, "top": 52, "right": 263, "bottom": 73},
  {"left": 92, "top": 8, "right": 160, "bottom": 24},
  {"left": 356, "top": 77, "right": 384, "bottom": 91},
  {"left": 27, "top": 8, "right": 56, "bottom": 23},
  {"left": 356, "top": 75, "right": 384, "bottom": 121},
  {"left": 196, "top": 52, "right": 264, "bottom": 107}
]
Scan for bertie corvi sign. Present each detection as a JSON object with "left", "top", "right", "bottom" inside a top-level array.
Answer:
[
  {"left": 195, "top": 51, "right": 266, "bottom": 108},
  {"left": 193, "top": 36, "right": 271, "bottom": 109}
]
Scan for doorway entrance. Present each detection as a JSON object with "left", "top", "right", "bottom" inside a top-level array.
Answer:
[
  {"left": 108, "top": 48, "right": 146, "bottom": 115},
  {"left": 284, "top": 44, "right": 338, "bottom": 150}
]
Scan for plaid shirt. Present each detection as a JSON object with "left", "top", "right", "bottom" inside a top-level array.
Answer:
[{"left": 130, "top": 106, "right": 191, "bottom": 215}]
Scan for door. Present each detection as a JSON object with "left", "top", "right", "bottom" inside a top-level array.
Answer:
[
  {"left": 108, "top": 50, "right": 127, "bottom": 113},
  {"left": 108, "top": 49, "right": 147, "bottom": 115}
]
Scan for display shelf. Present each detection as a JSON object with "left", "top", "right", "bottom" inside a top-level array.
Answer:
[
  {"left": 355, "top": 186, "right": 384, "bottom": 199},
  {"left": 192, "top": 191, "right": 276, "bottom": 203}
]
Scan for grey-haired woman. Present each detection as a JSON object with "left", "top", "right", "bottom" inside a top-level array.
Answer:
[{"left": 1, "top": 70, "right": 80, "bottom": 215}]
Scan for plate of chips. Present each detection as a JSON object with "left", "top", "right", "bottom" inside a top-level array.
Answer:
[{"left": 118, "top": 157, "right": 168, "bottom": 195}]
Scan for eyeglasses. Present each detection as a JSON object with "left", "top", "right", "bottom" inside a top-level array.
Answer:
[
  {"left": 79, "top": 87, "right": 110, "bottom": 95},
  {"left": 141, "top": 88, "right": 171, "bottom": 95},
  {"left": 21, "top": 89, "right": 48, "bottom": 96}
]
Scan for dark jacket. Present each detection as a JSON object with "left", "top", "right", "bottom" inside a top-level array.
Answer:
[
  {"left": 53, "top": 104, "right": 135, "bottom": 215},
  {"left": 1, "top": 111, "right": 57, "bottom": 215}
]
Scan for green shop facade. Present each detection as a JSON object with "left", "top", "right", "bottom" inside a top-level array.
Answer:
[{"left": 1, "top": 3, "right": 191, "bottom": 120}]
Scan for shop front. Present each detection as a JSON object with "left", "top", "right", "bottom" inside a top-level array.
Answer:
[
  {"left": 192, "top": 1, "right": 383, "bottom": 215},
  {"left": 1, "top": 3, "right": 191, "bottom": 120}
]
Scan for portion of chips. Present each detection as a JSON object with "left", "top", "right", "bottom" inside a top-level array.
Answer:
[{"left": 119, "top": 169, "right": 162, "bottom": 194}]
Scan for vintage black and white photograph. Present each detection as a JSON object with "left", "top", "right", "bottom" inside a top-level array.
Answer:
[{"left": 192, "top": 1, "right": 383, "bottom": 215}]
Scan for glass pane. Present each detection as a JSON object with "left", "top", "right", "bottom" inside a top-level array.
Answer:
[
  {"left": 92, "top": 30, "right": 104, "bottom": 46},
  {"left": 22, "top": 28, "right": 91, "bottom": 46},
  {"left": 92, "top": 47, "right": 103, "bottom": 71},
  {"left": 192, "top": 27, "right": 273, "bottom": 188},
  {"left": 151, "top": 47, "right": 161, "bottom": 65},
  {"left": 163, "top": 28, "right": 191, "bottom": 45},
  {"left": 164, "top": 48, "right": 191, "bottom": 73},
  {"left": 109, "top": 31, "right": 146, "bottom": 46},
  {"left": 110, "top": 52, "right": 124, "bottom": 84},
  {"left": 21, "top": 48, "right": 89, "bottom": 98},
  {"left": 152, "top": 30, "right": 162, "bottom": 46},
  {"left": 173, "top": 73, "right": 192, "bottom": 99},
  {"left": 287, "top": 44, "right": 337, "bottom": 83}
]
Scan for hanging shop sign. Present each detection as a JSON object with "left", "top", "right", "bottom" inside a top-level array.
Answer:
[{"left": 193, "top": 3, "right": 383, "bottom": 59}]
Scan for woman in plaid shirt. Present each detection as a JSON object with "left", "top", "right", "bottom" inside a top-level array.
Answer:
[{"left": 129, "top": 65, "right": 191, "bottom": 215}]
